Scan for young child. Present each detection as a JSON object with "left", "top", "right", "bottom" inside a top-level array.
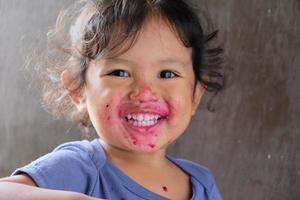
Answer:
[{"left": 0, "top": 0, "right": 224, "bottom": 199}]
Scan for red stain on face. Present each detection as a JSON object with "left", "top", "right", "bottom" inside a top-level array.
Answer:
[
  {"left": 162, "top": 186, "right": 168, "bottom": 192},
  {"left": 133, "top": 139, "right": 138, "bottom": 145},
  {"left": 105, "top": 104, "right": 111, "bottom": 121},
  {"left": 84, "top": 18, "right": 202, "bottom": 155},
  {"left": 118, "top": 101, "right": 170, "bottom": 150},
  {"left": 129, "top": 86, "right": 158, "bottom": 102}
]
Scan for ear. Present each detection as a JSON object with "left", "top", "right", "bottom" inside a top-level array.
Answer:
[
  {"left": 191, "top": 83, "right": 205, "bottom": 116},
  {"left": 61, "top": 69, "right": 87, "bottom": 113}
]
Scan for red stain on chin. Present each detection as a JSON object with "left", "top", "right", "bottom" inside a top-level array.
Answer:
[
  {"left": 162, "top": 186, "right": 168, "bottom": 192},
  {"left": 148, "top": 143, "right": 156, "bottom": 148},
  {"left": 133, "top": 139, "right": 138, "bottom": 145}
]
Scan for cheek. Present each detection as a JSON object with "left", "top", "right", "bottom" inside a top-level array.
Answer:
[
  {"left": 98, "top": 91, "right": 125, "bottom": 124},
  {"left": 166, "top": 89, "right": 194, "bottom": 124},
  {"left": 167, "top": 95, "right": 189, "bottom": 118},
  {"left": 105, "top": 104, "right": 111, "bottom": 122},
  {"left": 167, "top": 100, "right": 179, "bottom": 120}
]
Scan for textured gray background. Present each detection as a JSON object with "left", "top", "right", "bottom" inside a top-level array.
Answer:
[{"left": 0, "top": 0, "right": 299, "bottom": 200}]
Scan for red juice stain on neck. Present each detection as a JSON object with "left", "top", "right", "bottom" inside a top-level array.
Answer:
[
  {"left": 148, "top": 143, "right": 156, "bottom": 148},
  {"left": 162, "top": 186, "right": 168, "bottom": 192}
]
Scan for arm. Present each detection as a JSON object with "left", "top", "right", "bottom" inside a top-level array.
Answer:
[{"left": 0, "top": 175, "right": 101, "bottom": 200}]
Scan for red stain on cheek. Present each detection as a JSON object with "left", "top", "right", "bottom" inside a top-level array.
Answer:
[
  {"left": 105, "top": 104, "right": 111, "bottom": 121},
  {"left": 162, "top": 186, "right": 168, "bottom": 192},
  {"left": 148, "top": 143, "right": 156, "bottom": 149}
]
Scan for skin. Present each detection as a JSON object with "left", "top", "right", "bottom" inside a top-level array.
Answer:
[{"left": 68, "top": 17, "right": 205, "bottom": 199}]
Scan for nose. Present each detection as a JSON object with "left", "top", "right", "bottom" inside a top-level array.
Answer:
[{"left": 129, "top": 85, "right": 158, "bottom": 102}]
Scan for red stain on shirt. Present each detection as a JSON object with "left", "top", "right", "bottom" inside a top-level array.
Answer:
[{"left": 162, "top": 186, "right": 168, "bottom": 192}]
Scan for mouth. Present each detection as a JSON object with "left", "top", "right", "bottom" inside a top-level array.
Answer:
[
  {"left": 118, "top": 101, "right": 170, "bottom": 134},
  {"left": 124, "top": 113, "right": 165, "bottom": 127}
]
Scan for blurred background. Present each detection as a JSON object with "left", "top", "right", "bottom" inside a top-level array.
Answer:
[{"left": 0, "top": 0, "right": 299, "bottom": 199}]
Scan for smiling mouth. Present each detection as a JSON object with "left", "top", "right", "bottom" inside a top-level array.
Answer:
[{"left": 124, "top": 113, "right": 164, "bottom": 127}]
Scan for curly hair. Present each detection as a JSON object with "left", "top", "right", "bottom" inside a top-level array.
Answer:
[{"left": 32, "top": 0, "right": 225, "bottom": 133}]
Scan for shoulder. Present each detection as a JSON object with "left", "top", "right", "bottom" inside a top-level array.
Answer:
[
  {"left": 170, "top": 158, "right": 217, "bottom": 193},
  {"left": 52, "top": 139, "right": 106, "bottom": 169},
  {"left": 172, "top": 158, "right": 223, "bottom": 199},
  {"left": 12, "top": 139, "right": 106, "bottom": 193}
]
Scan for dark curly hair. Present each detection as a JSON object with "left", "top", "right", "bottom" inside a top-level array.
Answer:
[{"left": 33, "top": 0, "right": 225, "bottom": 133}]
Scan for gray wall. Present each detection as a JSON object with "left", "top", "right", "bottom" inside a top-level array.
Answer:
[
  {"left": 0, "top": 0, "right": 299, "bottom": 200},
  {"left": 0, "top": 0, "right": 82, "bottom": 176}
]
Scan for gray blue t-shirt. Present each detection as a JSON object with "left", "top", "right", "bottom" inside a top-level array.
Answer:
[{"left": 13, "top": 139, "right": 223, "bottom": 200}]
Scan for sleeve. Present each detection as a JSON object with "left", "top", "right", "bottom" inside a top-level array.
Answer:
[
  {"left": 12, "top": 141, "right": 99, "bottom": 195},
  {"left": 209, "top": 182, "right": 223, "bottom": 200}
]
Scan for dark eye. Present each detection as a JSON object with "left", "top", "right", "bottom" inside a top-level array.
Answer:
[
  {"left": 158, "top": 70, "right": 179, "bottom": 79},
  {"left": 107, "top": 69, "right": 130, "bottom": 77}
]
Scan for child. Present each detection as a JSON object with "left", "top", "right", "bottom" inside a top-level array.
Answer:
[{"left": 0, "top": 0, "right": 224, "bottom": 199}]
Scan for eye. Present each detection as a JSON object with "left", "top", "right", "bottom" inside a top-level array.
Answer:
[
  {"left": 107, "top": 69, "right": 130, "bottom": 77},
  {"left": 158, "top": 70, "right": 179, "bottom": 79}
]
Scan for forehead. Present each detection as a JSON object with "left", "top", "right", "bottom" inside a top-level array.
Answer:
[{"left": 105, "top": 17, "right": 192, "bottom": 65}]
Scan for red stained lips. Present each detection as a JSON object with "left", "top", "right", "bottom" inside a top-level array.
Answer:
[{"left": 118, "top": 101, "right": 170, "bottom": 135}]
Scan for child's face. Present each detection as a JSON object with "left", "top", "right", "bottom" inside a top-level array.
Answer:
[{"left": 81, "top": 18, "right": 204, "bottom": 153}]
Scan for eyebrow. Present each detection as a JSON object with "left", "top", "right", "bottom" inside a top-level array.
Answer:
[
  {"left": 105, "top": 57, "right": 189, "bottom": 68},
  {"left": 105, "top": 58, "right": 134, "bottom": 65}
]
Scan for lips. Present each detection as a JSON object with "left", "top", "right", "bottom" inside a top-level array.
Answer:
[
  {"left": 124, "top": 112, "right": 165, "bottom": 128},
  {"left": 118, "top": 101, "right": 170, "bottom": 133},
  {"left": 122, "top": 116, "right": 165, "bottom": 133}
]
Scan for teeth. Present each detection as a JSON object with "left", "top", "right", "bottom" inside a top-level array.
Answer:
[
  {"left": 125, "top": 114, "right": 162, "bottom": 127},
  {"left": 127, "top": 119, "right": 159, "bottom": 127},
  {"left": 126, "top": 114, "right": 161, "bottom": 121},
  {"left": 125, "top": 113, "right": 163, "bottom": 127},
  {"left": 137, "top": 114, "right": 144, "bottom": 122},
  {"left": 144, "top": 114, "right": 150, "bottom": 121}
]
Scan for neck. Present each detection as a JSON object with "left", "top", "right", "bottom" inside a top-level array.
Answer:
[{"left": 100, "top": 140, "right": 169, "bottom": 168}]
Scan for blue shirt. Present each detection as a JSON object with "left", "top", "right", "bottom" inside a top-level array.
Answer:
[{"left": 13, "top": 139, "right": 223, "bottom": 200}]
